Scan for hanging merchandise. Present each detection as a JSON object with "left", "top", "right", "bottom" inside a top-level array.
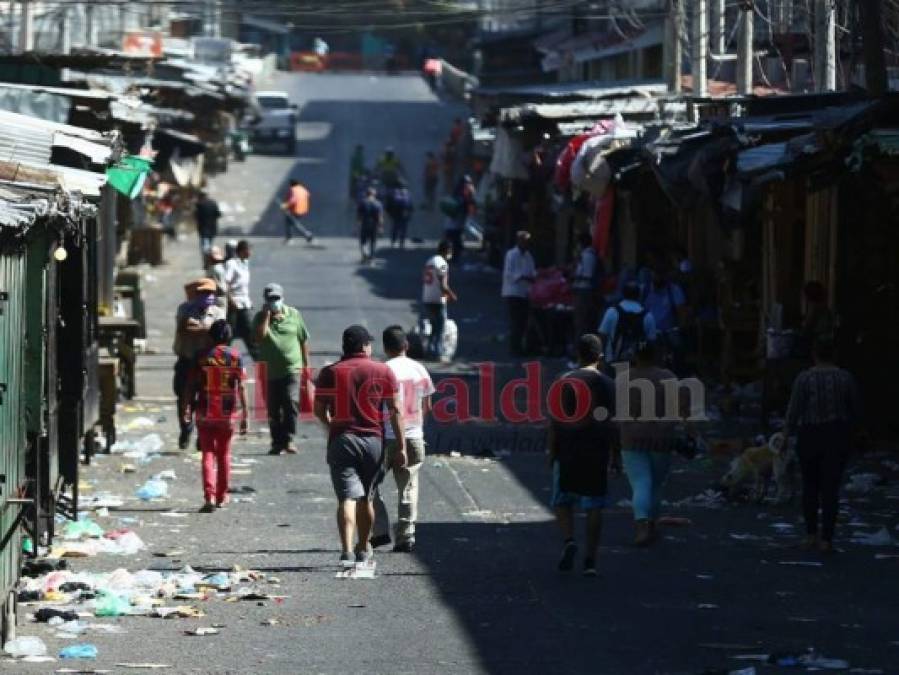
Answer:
[{"left": 106, "top": 155, "right": 153, "bottom": 200}]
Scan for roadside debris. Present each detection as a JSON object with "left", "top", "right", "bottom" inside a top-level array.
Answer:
[
  {"left": 4, "top": 635, "right": 48, "bottom": 657},
  {"left": 58, "top": 644, "right": 98, "bottom": 659}
]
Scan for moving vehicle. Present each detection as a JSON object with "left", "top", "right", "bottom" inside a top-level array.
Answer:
[{"left": 251, "top": 91, "right": 298, "bottom": 154}]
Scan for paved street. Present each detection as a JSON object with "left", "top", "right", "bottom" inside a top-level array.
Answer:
[{"left": 9, "top": 73, "right": 899, "bottom": 675}]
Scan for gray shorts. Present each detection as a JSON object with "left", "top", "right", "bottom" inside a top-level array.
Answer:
[{"left": 327, "top": 433, "right": 384, "bottom": 501}]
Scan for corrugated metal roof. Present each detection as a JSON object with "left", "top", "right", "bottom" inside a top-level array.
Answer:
[
  {"left": 0, "top": 196, "right": 51, "bottom": 227},
  {"left": 0, "top": 108, "right": 115, "bottom": 169}
]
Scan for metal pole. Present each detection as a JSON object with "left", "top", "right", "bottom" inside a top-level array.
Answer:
[
  {"left": 815, "top": 0, "right": 836, "bottom": 91},
  {"left": 18, "top": 0, "right": 33, "bottom": 52},
  {"left": 60, "top": 7, "right": 71, "bottom": 54},
  {"left": 665, "top": 0, "right": 683, "bottom": 93},
  {"left": 692, "top": 0, "right": 708, "bottom": 97},
  {"left": 711, "top": 0, "right": 725, "bottom": 54},
  {"left": 736, "top": 0, "right": 754, "bottom": 95}
]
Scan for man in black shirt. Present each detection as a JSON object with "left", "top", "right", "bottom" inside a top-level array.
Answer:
[
  {"left": 195, "top": 191, "right": 222, "bottom": 265},
  {"left": 548, "top": 334, "right": 616, "bottom": 576}
]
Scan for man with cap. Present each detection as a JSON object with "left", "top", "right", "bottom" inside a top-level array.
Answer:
[
  {"left": 314, "top": 325, "right": 406, "bottom": 567},
  {"left": 205, "top": 246, "right": 228, "bottom": 310},
  {"left": 254, "top": 283, "right": 311, "bottom": 455},
  {"left": 501, "top": 230, "right": 537, "bottom": 356},
  {"left": 173, "top": 278, "right": 226, "bottom": 450}
]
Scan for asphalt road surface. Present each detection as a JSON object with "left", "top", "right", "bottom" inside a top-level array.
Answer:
[{"left": 9, "top": 73, "right": 898, "bottom": 675}]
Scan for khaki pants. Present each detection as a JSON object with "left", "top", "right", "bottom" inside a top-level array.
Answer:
[{"left": 385, "top": 438, "right": 425, "bottom": 544}]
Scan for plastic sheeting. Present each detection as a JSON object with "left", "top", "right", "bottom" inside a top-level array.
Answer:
[{"left": 489, "top": 126, "right": 528, "bottom": 180}]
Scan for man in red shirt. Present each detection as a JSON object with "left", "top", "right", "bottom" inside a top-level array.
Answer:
[{"left": 314, "top": 325, "right": 406, "bottom": 567}]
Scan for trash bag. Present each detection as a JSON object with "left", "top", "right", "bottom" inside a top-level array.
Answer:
[
  {"left": 93, "top": 591, "right": 131, "bottom": 617},
  {"left": 34, "top": 608, "right": 79, "bottom": 623},
  {"left": 59, "top": 643, "right": 98, "bottom": 659},
  {"left": 136, "top": 479, "right": 168, "bottom": 501},
  {"left": 4, "top": 636, "right": 48, "bottom": 657},
  {"left": 62, "top": 519, "right": 104, "bottom": 540}
]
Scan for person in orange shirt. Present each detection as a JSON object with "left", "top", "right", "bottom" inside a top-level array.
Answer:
[{"left": 281, "top": 179, "right": 314, "bottom": 244}]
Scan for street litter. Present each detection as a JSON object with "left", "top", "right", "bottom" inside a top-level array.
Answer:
[
  {"left": 730, "top": 533, "right": 765, "bottom": 541},
  {"left": 35, "top": 608, "right": 79, "bottom": 623},
  {"left": 850, "top": 528, "right": 894, "bottom": 546},
  {"left": 657, "top": 516, "right": 692, "bottom": 526},
  {"left": 4, "top": 635, "right": 48, "bottom": 657},
  {"left": 697, "top": 603, "right": 719, "bottom": 609},
  {"left": 184, "top": 627, "right": 219, "bottom": 636},
  {"left": 59, "top": 644, "right": 98, "bottom": 660},
  {"left": 762, "top": 650, "right": 850, "bottom": 669},
  {"left": 778, "top": 561, "right": 823, "bottom": 567},
  {"left": 152, "top": 606, "right": 205, "bottom": 619},
  {"left": 729, "top": 668, "right": 756, "bottom": 675},
  {"left": 154, "top": 470, "right": 177, "bottom": 481},
  {"left": 673, "top": 489, "right": 725, "bottom": 508},
  {"left": 115, "top": 664, "right": 171, "bottom": 669},
  {"left": 123, "top": 417, "right": 155, "bottom": 431},
  {"left": 136, "top": 479, "right": 169, "bottom": 501},
  {"left": 845, "top": 473, "right": 883, "bottom": 494},
  {"left": 335, "top": 562, "right": 377, "bottom": 579}
]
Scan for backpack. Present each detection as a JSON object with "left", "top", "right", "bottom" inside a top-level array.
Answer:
[
  {"left": 389, "top": 188, "right": 413, "bottom": 218},
  {"left": 439, "top": 196, "right": 462, "bottom": 218},
  {"left": 612, "top": 303, "right": 647, "bottom": 363}
]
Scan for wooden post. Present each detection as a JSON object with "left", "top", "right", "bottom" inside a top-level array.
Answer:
[
  {"left": 860, "top": 0, "right": 888, "bottom": 96},
  {"left": 665, "top": 0, "right": 683, "bottom": 93}
]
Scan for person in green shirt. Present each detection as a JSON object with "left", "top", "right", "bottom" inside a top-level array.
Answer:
[{"left": 253, "top": 283, "right": 311, "bottom": 455}]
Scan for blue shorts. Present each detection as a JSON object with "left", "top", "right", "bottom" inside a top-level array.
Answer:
[{"left": 550, "top": 462, "right": 606, "bottom": 510}]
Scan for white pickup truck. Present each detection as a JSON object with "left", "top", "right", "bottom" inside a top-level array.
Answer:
[{"left": 250, "top": 91, "right": 298, "bottom": 154}]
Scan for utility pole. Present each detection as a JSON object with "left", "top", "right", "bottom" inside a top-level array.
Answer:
[
  {"left": 18, "top": 0, "right": 34, "bottom": 52},
  {"left": 814, "top": 0, "right": 836, "bottom": 91},
  {"left": 736, "top": 0, "right": 754, "bottom": 95},
  {"left": 860, "top": 0, "right": 887, "bottom": 96},
  {"left": 665, "top": 0, "right": 683, "bottom": 93},
  {"left": 710, "top": 0, "right": 725, "bottom": 54},
  {"left": 60, "top": 7, "right": 71, "bottom": 54},
  {"left": 692, "top": 0, "right": 708, "bottom": 96},
  {"left": 85, "top": 1, "right": 97, "bottom": 47}
]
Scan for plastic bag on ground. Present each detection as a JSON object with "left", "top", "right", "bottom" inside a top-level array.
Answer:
[
  {"left": 59, "top": 643, "right": 98, "bottom": 659},
  {"left": 106, "top": 531, "right": 146, "bottom": 556},
  {"left": 136, "top": 479, "right": 168, "bottom": 501},
  {"left": 4, "top": 636, "right": 48, "bottom": 657},
  {"left": 93, "top": 591, "right": 131, "bottom": 617},
  {"left": 851, "top": 527, "right": 894, "bottom": 546},
  {"left": 62, "top": 519, "right": 104, "bottom": 540}
]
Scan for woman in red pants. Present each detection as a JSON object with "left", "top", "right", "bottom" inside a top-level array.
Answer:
[{"left": 182, "top": 319, "right": 248, "bottom": 512}]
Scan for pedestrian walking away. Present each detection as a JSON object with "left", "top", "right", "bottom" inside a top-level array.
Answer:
[
  {"left": 570, "top": 233, "right": 604, "bottom": 357},
  {"left": 548, "top": 334, "right": 616, "bottom": 576},
  {"left": 784, "top": 337, "right": 862, "bottom": 554},
  {"left": 314, "top": 325, "right": 406, "bottom": 568},
  {"left": 205, "top": 246, "right": 228, "bottom": 310},
  {"left": 357, "top": 186, "right": 384, "bottom": 263},
  {"left": 375, "top": 147, "right": 405, "bottom": 190},
  {"left": 173, "top": 278, "right": 226, "bottom": 450},
  {"left": 181, "top": 320, "right": 248, "bottom": 513},
  {"left": 642, "top": 265, "right": 688, "bottom": 372},
  {"left": 282, "top": 179, "right": 314, "bottom": 243},
  {"left": 386, "top": 179, "right": 414, "bottom": 249},
  {"left": 195, "top": 191, "right": 221, "bottom": 265},
  {"left": 598, "top": 281, "right": 657, "bottom": 367},
  {"left": 254, "top": 283, "right": 311, "bottom": 456},
  {"left": 423, "top": 151, "right": 439, "bottom": 210},
  {"left": 382, "top": 326, "right": 435, "bottom": 552},
  {"left": 224, "top": 240, "right": 257, "bottom": 359},
  {"left": 445, "top": 174, "right": 475, "bottom": 263},
  {"left": 501, "top": 230, "right": 536, "bottom": 356},
  {"left": 421, "top": 240, "right": 457, "bottom": 360},
  {"left": 618, "top": 342, "right": 689, "bottom": 546}
]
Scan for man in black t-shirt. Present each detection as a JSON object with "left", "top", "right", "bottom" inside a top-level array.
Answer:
[
  {"left": 548, "top": 334, "right": 616, "bottom": 576},
  {"left": 356, "top": 187, "right": 384, "bottom": 263}
]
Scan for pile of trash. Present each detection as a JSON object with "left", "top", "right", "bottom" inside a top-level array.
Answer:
[
  {"left": 109, "top": 433, "right": 164, "bottom": 464},
  {"left": 16, "top": 564, "right": 285, "bottom": 622},
  {"left": 45, "top": 517, "right": 146, "bottom": 558}
]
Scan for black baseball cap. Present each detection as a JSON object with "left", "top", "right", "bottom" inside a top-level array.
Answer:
[{"left": 342, "top": 324, "right": 374, "bottom": 354}]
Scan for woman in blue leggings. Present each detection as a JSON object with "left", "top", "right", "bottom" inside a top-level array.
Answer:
[{"left": 618, "top": 342, "right": 689, "bottom": 546}]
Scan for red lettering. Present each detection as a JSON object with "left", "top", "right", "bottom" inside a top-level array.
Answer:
[
  {"left": 499, "top": 361, "right": 544, "bottom": 423},
  {"left": 431, "top": 377, "right": 471, "bottom": 423},
  {"left": 477, "top": 362, "right": 496, "bottom": 422},
  {"left": 547, "top": 377, "right": 592, "bottom": 424}
]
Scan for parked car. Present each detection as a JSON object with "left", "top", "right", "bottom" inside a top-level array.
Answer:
[{"left": 250, "top": 91, "right": 298, "bottom": 154}]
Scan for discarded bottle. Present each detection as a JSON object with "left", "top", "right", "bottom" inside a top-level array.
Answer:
[
  {"left": 4, "top": 636, "right": 48, "bottom": 658},
  {"left": 59, "top": 643, "right": 98, "bottom": 659}
]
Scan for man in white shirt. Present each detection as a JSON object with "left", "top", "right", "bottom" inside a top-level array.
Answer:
[
  {"left": 501, "top": 230, "right": 536, "bottom": 356},
  {"left": 224, "top": 240, "right": 257, "bottom": 359},
  {"left": 421, "top": 240, "right": 457, "bottom": 360},
  {"left": 382, "top": 326, "right": 435, "bottom": 553}
]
